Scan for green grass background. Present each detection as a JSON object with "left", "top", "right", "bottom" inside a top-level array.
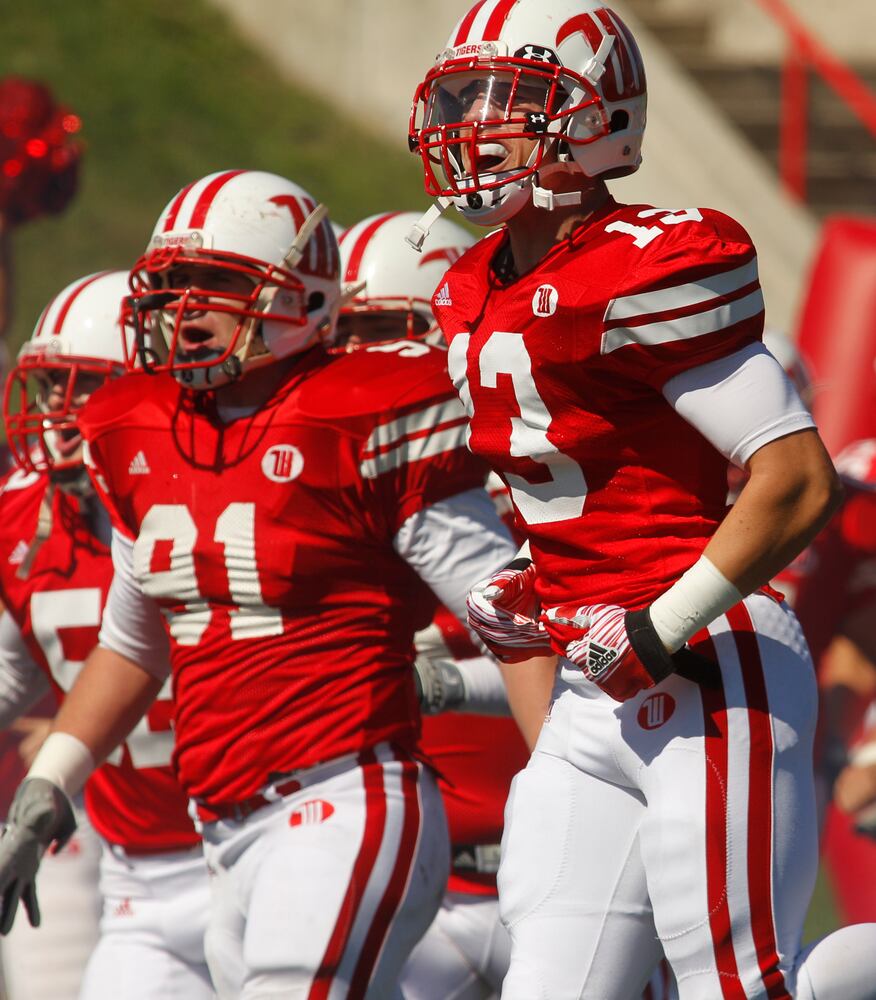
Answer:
[
  {"left": 1, "top": 0, "right": 430, "bottom": 352},
  {"left": 2, "top": 0, "right": 841, "bottom": 941}
]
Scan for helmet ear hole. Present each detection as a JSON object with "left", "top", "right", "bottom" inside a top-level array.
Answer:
[
  {"left": 307, "top": 291, "right": 326, "bottom": 313},
  {"left": 609, "top": 110, "right": 630, "bottom": 134}
]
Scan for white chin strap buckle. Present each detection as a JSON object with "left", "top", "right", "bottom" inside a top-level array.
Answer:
[
  {"left": 531, "top": 186, "right": 583, "bottom": 211},
  {"left": 405, "top": 197, "right": 453, "bottom": 251}
]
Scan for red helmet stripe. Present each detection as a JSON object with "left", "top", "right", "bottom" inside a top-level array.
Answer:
[
  {"left": 343, "top": 212, "right": 402, "bottom": 284},
  {"left": 594, "top": 8, "right": 638, "bottom": 98},
  {"left": 53, "top": 271, "right": 112, "bottom": 335},
  {"left": 557, "top": 10, "right": 644, "bottom": 101},
  {"left": 280, "top": 193, "right": 307, "bottom": 230},
  {"left": 187, "top": 170, "right": 247, "bottom": 230},
  {"left": 604, "top": 8, "right": 644, "bottom": 92},
  {"left": 482, "top": 0, "right": 517, "bottom": 41},
  {"left": 162, "top": 181, "right": 197, "bottom": 233},
  {"left": 453, "top": 0, "right": 490, "bottom": 45},
  {"left": 301, "top": 195, "right": 326, "bottom": 277}
]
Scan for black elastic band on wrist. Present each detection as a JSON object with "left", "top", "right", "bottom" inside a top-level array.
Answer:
[{"left": 624, "top": 608, "right": 676, "bottom": 684}]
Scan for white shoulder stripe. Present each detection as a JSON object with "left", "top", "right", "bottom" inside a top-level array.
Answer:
[
  {"left": 363, "top": 398, "right": 467, "bottom": 454},
  {"left": 604, "top": 259, "right": 759, "bottom": 323},
  {"left": 601, "top": 288, "right": 764, "bottom": 355},
  {"left": 360, "top": 423, "right": 468, "bottom": 480}
]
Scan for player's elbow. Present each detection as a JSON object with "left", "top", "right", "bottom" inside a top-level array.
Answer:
[{"left": 792, "top": 446, "right": 843, "bottom": 535}]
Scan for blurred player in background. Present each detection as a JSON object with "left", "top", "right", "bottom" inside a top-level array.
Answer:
[
  {"left": 0, "top": 170, "right": 517, "bottom": 999},
  {"left": 787, "top": 438, "right": 876, "bottom": 924},
  {"left": 409, "top": 0, "right": 876, "bottom": 996},
  {"left": 0, "top": 270, "right": 213, "bottom": 999},
  {"left": 337, "top": 210, "right": 524, "bottom": 1000},
  {"left": 0, "top": 75, "right": 86, "bottom": 1000}
]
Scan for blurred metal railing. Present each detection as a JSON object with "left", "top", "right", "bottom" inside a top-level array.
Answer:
[{"left": 752, "top": 0, "right": 876, "bottom": 202}]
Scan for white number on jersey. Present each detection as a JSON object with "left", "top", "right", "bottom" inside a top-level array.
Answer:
[
  {"left": 605, "top": 207, "right": 704, "bottom": 248},
  {"left": 134, "top": 502, "right": 283, "bottom": 646},
  {"left": 29, "top": 588, "right": 173, "bottom": 767},
  {"left": 448, "top": 332, "right": 587, "bottom": 526}
]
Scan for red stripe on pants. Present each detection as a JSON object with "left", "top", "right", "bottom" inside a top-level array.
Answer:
[
  {"left": 695, "top": 627, "right": 746, "bottom": 998},
  {"left": 308, "top": 750, "right": 386, "bottom": 1000},
  {"left": 349, "top": 752, "right": 422, "bottom": 996},
  {"left": 726, "top": 603, "right": 791, "bottom": 999}
]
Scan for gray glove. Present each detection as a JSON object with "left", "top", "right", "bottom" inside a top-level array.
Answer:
[
  {"left": 413, "top": 654, "right": 467, "bottom": 715},
  {"left": 0, "top": 778, "right": 77, "bottom": 934}
]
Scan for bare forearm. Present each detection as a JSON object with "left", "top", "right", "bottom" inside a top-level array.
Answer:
[
  {"left": 500, "top": 655, "right": 557, "bottom": 751},
  {"left": 51, "top": 645, "right": 163, "bottom": 765},
  {"left": 705, "top": 430, "right": 842, "bottom": 595}
]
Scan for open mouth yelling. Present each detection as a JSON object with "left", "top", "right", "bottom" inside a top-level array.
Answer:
[{"left": 473, "top": 142, "right": 509, "bottom": 175}]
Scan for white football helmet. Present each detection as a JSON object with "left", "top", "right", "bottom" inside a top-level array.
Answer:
[
  {"left": 4, "top": 269, "right": 131, "bottom": 490},
  {"left": 336, "top": 211, "right": 474, "bottom": 348},
  {"left": 409, "top": 0, "right": 646, "bottom": 227},
  {"left": 129, "top": 170, "right": 341, "bottom": 390}
]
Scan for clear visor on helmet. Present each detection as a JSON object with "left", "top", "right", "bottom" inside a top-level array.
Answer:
[
  {"left": 411, "top": 59, "right": 605, "bottom": 199},
  {"left": 426, "top": 70, "right": 555, "bottom": 127}
]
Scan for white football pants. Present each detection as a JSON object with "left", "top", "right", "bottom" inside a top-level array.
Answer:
[
  {"left": 498, "top": 594, "right": 876, "bottom": 999},
  {"left": 78, "top": 841, "right": 213, "bottom": 999},
  {"left": 399, "top": 891, "right": 510, "bottom": 999},
  {"left": 202, "top": 743, "right": 449, "bottom": 999}
]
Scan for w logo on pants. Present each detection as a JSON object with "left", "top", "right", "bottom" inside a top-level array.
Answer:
[
  {"left": 637, "top": 693, "right": 676, "bottom": 730},
  {"left": 289, "top": 799, "right": 335, "bottom": 827}
]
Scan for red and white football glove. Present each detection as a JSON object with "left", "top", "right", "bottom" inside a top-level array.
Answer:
[
  {"left": 466, "top": 559, "right": 555, "bottom": 664},
  {"left": 543, "top": 603, "right": 717, "bottom": 702}
]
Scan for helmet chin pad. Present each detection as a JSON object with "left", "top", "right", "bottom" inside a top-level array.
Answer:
[{"left": 261, "top": 280, "right": 336, "bottom": 358}]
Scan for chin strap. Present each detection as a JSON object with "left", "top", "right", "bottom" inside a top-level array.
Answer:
[
  {"left": 582, "top": 35, "right": 614, "bottom": 86},
  {"left": 531, "top": 186, "right": 583, "bottom": 211},
  {"left": 283, "top": 203, "right": 329, "bottom": 269},
  {"left": 17, "top": 484, "right": 55, "bottom": 580},
  {"left": 405, "top": 197, "right": 454, "bottom": 252},
  {"left": 338, "top": 279, "right": 367, "bottom": 309}
]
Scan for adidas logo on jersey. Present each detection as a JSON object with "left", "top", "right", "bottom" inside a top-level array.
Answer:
[
  {"left": 434, "top": 282, "right": 452, "bottom": 306},
  {"left": 128, "top": 451, "right": 151, "bottom": 476},
  {"left": 7, "top": 540, "right": 29, "bottom": 566}
]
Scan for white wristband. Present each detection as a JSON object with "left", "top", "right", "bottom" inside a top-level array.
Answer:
[
  {"left": 649, "top": 556, "right": 743, "bottom": 653},
  {"left": 27, "top": 732, "right": 96, "bottom": 798},
  {"left": 454, "top": 655, "right": 511, "bottom": 716}
]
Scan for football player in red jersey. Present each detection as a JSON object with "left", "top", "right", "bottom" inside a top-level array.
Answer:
[
  {"left": 338, "top": 209, "right": 674, "bottom": 1000},
  {"left": 409, "top": 1, "right": 876, "bottom": 997},
  {"left": 0, "top": 171, "right": 518, "bottom": 999},
  {"left": 0, "top": 270, "right": 213, "bottom": 999}
]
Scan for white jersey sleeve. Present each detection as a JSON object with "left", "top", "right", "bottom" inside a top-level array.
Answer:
[
  {"left": 0, "top": 612, "right": 52, "bottom": 727},
  {"left": 662, "top": 342, "right": 815, "bottom": 468},
  {"left": 394, "top": 486, "right": 517, "bottom": 626},
  {"left": 98, "top": 529, "right": 172, "bottom": 680}
]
